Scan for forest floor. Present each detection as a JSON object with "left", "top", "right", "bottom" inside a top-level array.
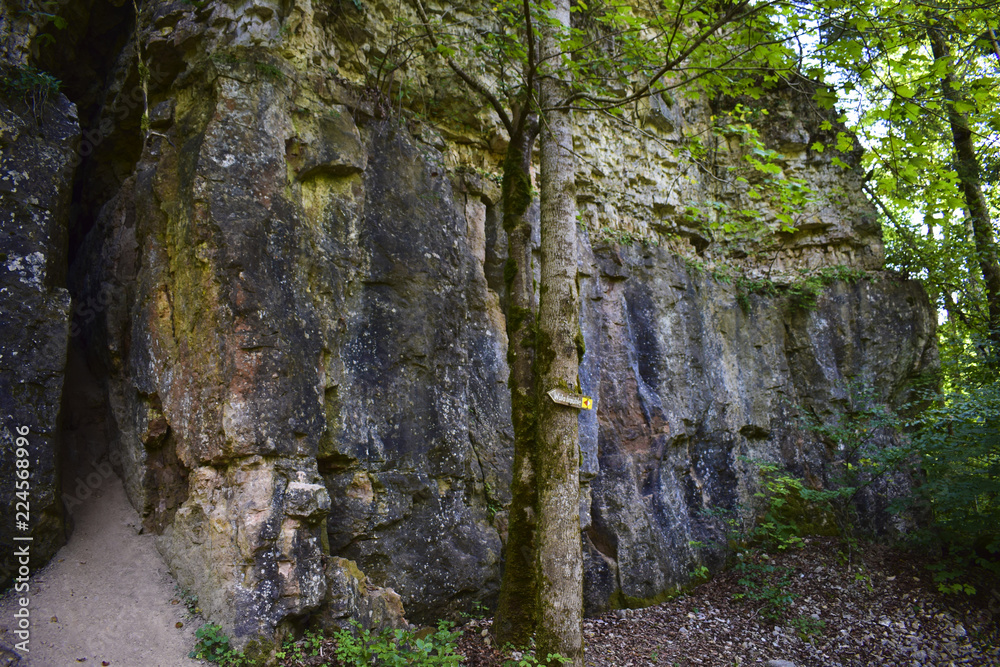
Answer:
[
  {"left": 454, "top": 538, "right": 1000, "bottom": 667},
  {"left": 2, "top": 471, "right": 997, "bottom": 667}
]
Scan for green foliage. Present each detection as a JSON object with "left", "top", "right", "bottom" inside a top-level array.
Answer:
[
  {"left": 701, "top": 464, "right": 835, "bottom": 554},
  {"left": 789, "top": 614, "right": 827, "bottom": 639},
  {"left": 900, "top": 342, "right": 1000, "bottom": 593},
  {"left": 740, "top": 458, "right": 843, "bottom": 551},
  {"left": 800, "top": 378, "right": 906, "bottom": 475},
  {"left": 254, "top": 62, "right": 284, "bottom": 81},
  {"left": 793, "top": 378, "right": 912, "bottom": 539},
  {"left": 720, "top": 389, "right": 902, "bottom": 555},
  {"left": 705, "top": 263, "right": 868, "bottom": 312},
  {"left": 813, "top": 1, "right": 998, "bottom": 219},
  {"left": 683, "top": 104, "right": 817, "bottom": 244},
  {"left": 925, "top": 559, "right": 980, "bottom": 596},
  {"left": 468, "top": 165, "right": 503, "bottom": 187},
  {"left": 721, "top": 456, "right": 874, "bottom": 626},
  {"left": 0, "top": 64, "right": 60, "bottom": 120},
  {"left": 210, "top": 52, "right": 242, "bottom": 67},
  {"left": 416, "top": 0, "right": 999, "bottom": 654},
  {"left": 19, "top": 0, "right": 67, "bottom": 46},
  {"left": 594, "top": 226, "right": 658, "bottom": 247},
  {"left": 176, "top": 586, "right": 200, "bottom": 615},
  {"left": 484, "top": 481, "right": 503, "bottom": 520},
  {"left": 784, "top": 265, "right": 868, "bottom": 311},
  {"left": 190, "top": 624, "right": 247, "bottom": 666},
  {"left": 731, "top": 559, "right": 797, "bottom": 621},
  {"left": 807, "top": 0, "right": 1000, "bottom": 371},
  {"left": 276, "top": 629, "right": 325, "bottom": 662},
  {"left": 792, "top": 365, "right": 1000, "bottom": 596},
  {"left": 784, "top": 274, "right": 826, "bottom": 312},
  {"left": 332, "top": 620, "right": 463, "bottom": 666},
  {"left": 731, "top": 274, "right": 778, "bottom": 310},
  {"left": 458, "top": 600, "right": 490, "bottom": 620},
  {"left": 501, "top": 645, "right": 570, "bottom": 667},
  {"left": 913, "top": 385, "right": 1000, "bottom": 549}
]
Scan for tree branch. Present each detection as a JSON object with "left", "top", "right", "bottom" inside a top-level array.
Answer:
[
  {"left": 557, "top": 0, "right": 761, "bottom": 109},
  {"left": 512, "top": 0, "right": 537, "bottom": 139},
  {"left": 412, "top": 0, "right": 513, "bottom": 134}
]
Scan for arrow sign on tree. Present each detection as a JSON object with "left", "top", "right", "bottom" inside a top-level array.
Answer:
[{"left": 547, "top": 388, "right": 593, "bottom": 410}]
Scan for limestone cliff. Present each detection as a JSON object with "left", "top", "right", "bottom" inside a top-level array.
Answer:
[
  {"left": 0, "top": 0, "right": 937, "bottom": 647},
  {"left": 0, "top": 58, "right": 77, "bottom": 584}
]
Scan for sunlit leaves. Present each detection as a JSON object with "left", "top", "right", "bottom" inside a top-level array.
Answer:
[
  {"left": 812, "top": 87, "right": 838, "bottom": 109},
  {"left": 798, "top": 0, "right": 1000, "bottom": 386}
]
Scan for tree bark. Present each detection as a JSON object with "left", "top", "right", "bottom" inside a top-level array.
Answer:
[
  {"left": 494, "top": 118, "right": 541, "bottom": 648},
  {"left": 929, "top": 27, "right": 1000, "bottom": 354},
  {"left": 534, "top": 0, "right": 584, "bottom": 664}
]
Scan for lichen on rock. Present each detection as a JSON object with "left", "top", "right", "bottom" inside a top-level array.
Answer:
[
  {"left": 0, "top": 0, "right": 940, "bottom": 647},
  {"left": 0, "top": 63, "right": 79, "bottom": 587}
]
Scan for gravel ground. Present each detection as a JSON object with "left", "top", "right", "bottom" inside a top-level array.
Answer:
[
  {"left": 457, "top": 538, "right": 1000, "bottom": 667},
  {"left": 0, "top": 473, "right": 200, "bottom": 667}
]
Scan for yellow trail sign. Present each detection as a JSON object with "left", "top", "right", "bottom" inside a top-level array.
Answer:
[{"left": 547, "top": 388, "right": 594, "bottom": 410}]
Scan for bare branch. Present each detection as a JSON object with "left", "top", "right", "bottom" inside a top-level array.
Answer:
[
  {"left": 557, "top": 0, "right": 766, "bottom": 109},
  {"left": 553, "top": 31, "right": 798, "bottom": 114},
  {"left": 512, "top": 0, "right": 538, "bottom": 139},
  {"left": 412, "top": 0, "right": 513, "bottom": 134}
]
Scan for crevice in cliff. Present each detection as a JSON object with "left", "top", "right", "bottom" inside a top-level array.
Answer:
[
  {"left": 58, "top": 336, "right": 114, "bottom": 517},
  {"left": 33, "top": 0, "right": 141, "bottom": 264},
  {"left": 41, "top": 0, "right": 145, "bottom": 533}
]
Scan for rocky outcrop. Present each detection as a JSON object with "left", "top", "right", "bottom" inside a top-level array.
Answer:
[
  {"left": 576, "top": 247, "right": 936, "bottom": 612},
  {"left": 0, "top": 0, "right": 938, "bottom": 648},
  {"left": 315, "top": 557, "right": 407, "bottom": 633},
  {"left": 0, "top": 63, "right": 79, "bottom": 587},
  {"left": 66, "top": 48, "right": 509, "bottom": 637}
]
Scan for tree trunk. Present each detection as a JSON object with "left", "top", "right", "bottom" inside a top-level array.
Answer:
[
  {"left": 494, "top": 118, "right": 541, "bottom": 648},
  {"left": 929, "top": 27, "right": 1000, "bottom": 354},
  {"left": 534, "top": 0, "right": 584, "bottom": 663}
]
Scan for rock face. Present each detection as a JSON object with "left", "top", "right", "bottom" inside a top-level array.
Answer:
[
  {"left": 576, "top": 247, "right": 936, "bottom": 613},
  {"left": 0, "top": 0, "right": 938, "bottom": 647},
  {"left": 0, "top": 63, "right": 79, "bottom": 587},
  {"left": 69, "top": 53, "right": 509, "bottom": 637}
]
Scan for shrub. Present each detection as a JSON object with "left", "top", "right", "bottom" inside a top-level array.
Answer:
[
  {"left": 190, "top": 624, "right": 247, "bottom": 666},
  {"left": 0, "top": 64, "right": 60, "bottom": 121},
  {"left": 732, "top": 559, "right": 797, "bottom": 621},
  {"left": 332, "top": 620, "right": 463, "bottom": 666},
  {"left": 902, "top": 346, "right": 1000, "bottom": 593}
]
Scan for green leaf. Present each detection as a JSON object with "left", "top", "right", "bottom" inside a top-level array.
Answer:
[
  {"left": 835, "top": 133, "right": 853, "bottom": 152},
  {"left": 813, "top": 87, "right": 838, "bottom": 109},
  {"left": 952, "top": 100, "right": 976, "bottom": 114}
]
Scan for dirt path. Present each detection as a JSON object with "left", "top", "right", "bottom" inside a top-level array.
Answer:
[{"left": 0, "top": 469, "right": 202, "bottom": 666}]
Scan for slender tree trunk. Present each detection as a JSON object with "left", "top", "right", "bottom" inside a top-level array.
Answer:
[
  {"left": 534, "top": 0, "right": 584, "bottom": 663},
  {"left": 929, "top": 27, "right": 1000, "bottom": 354},
  {"left": 495, "top": 119, "right": 541, "bottom": 648}
]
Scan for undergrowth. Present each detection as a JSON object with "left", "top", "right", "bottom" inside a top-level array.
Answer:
[
  {"left": 272, "top": 619, "right": 464, "bottom": 666},
  {"left": 0, "top": 63, "right": 61, "bottom": 123},
  {"left": 711, "top": 263, "right": 868, "bottom": 311},
  {"left": 704, "top": 368, "right": 1000, "bottom": 632},
  {"left": 190, "top": 624, "right": 248, "bottom": 666}
]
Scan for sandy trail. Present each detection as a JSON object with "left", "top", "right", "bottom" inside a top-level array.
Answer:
[{"left": 0, "top": 468, "right": 202, "bottom": 666}]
